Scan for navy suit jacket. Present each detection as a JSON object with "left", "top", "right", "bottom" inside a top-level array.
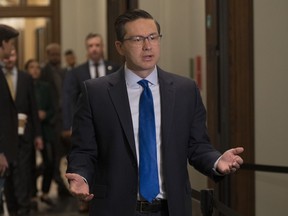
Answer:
[
  {"left": 0, "top": 67, "right": 18, "bottom": 163},
  {"left": 62, "top": 60, "right": 120, "bottom": 130},
  {"left": 67, "top": 67, "right": 223, "bottom": 216}
]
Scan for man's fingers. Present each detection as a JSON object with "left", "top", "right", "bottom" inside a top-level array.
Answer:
[
  {"left": 234, "top": 156, "right": 243, "bottom": 165},
  {"left": 65, "top": 173, "right": 80, "bottom": 181},
  {"left": 232, "top": 147, "right": 244, "bottom": 155},
  {"left": 83, "top": 194, "right": 94, "bottom": 202}
]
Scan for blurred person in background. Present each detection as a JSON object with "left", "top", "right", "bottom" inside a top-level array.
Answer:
[
  {"left": 62, "top": 33, "right": 120, "bottom": 213},
  {"left": 40, "top": 43, "right": 70, "bottom": 198},
  {"left": 25, "top": 59, "right": 55, "bottom": 210},
  {"left": 3, "top": 49, "right": 43, "bottom": 216},
  {"left": 64, "top": 49, "right": 77, "bottom": 71},
  {"left": 0, "top": 24, "right": 19, "bottom": 215}
]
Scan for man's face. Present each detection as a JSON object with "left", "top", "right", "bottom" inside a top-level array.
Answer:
[
  {"left": 47, "top": 47, "right": 61, "bottom": 66},
  {"left": 86, "top": 36, "right": 104, "bottom": 63},
  {"left": 65, "top": 54, "right": 76, "bottom": 67},
  {"left": 115, "top": 18, "right": 161, "bottom": 76},
  {"left": 1, "top": 38, "right": 15, "bottom": 59},
  {"left": 3, "top": 49, "right": 17, "bottom": 70}
]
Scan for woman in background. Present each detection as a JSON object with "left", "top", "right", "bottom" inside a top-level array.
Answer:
[{"left": 25, "top": 59, "right": 55, "bottom": 208}]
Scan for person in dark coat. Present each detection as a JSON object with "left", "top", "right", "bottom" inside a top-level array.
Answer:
[
  {"left": 0, "top": 24, "right": 19, "bottom": 214},
  {"left": 25, "top": 59, "right": 56, "bottom": 208},
  {"left": 40, "top": 43, "right": 70, "bottom": 198},
  {"left": 62, "top": 33, "right": 120, "bottom": 212},
  {"left": 3, "top": 49, "right": 43, "bottom": 216}
]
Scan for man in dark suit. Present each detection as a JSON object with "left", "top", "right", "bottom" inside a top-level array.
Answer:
[
  {"left": 62, "top": 33, "right": 120, "bottom": 135},
  {"left": 0, "top": 24, "right": 19, "bottom": 214},
  {"left": 64, "top": 49, "right": 77, "bottom": 71},
  {"left": 62, "top": 33, "right": 119, "bottom": 212},
  {"left": 40, "top": 43, "right": 70, "bottom": 198},
  {"left": 66, "top": 10, "right": 244, "bottom": 216},
  {"left": 3, "top": 49, "right": 43, "bottom": 216}
]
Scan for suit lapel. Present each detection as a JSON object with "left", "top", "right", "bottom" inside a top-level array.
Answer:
[
  {"left": 0, "top": 67, "right": 16, "bottom": 108},
  {"left": 107, "top": 70, "right": 137, "bottom": 159},
  {"left": 158, "top": 69, "right": 175, "bottom": 147},
  {"left": 106, "top": 68, "right": 175, "bottom": 160},
  {"left": 84, "top": 62, "right": 92, "bottom": 79}
]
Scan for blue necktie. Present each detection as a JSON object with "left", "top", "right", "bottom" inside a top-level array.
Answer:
[{"left": 138, "top": 79, "right": 159, "bottom": 203}]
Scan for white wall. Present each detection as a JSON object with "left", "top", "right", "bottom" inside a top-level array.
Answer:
[
  {"left": 254, "top": 0, "right": 288, "bottom": 215},
  {"left": 61, "top": 0, "right": 107, "bottom": 65}
]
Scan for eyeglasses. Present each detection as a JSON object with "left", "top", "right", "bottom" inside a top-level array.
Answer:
[{"left": 122, "top": 34, "right": 162, "bottom": 46}]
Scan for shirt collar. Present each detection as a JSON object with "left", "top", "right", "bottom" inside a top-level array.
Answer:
[
  {"left": 125, "top": 64, "right": 158, "bottom": 89},
  {"left": 89, "top": 59, "right": 104, "bottom": 66},
  {"left": 3, "top": 66, "right": 16, "bottom": 75}
]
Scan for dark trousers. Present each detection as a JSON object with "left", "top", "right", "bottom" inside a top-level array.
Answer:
[
  {"left": 31, "top": 141, "right": 55, "bottom": 196},
  {"left": 5, "top": 137, "right": 33, "bottom": 216}
]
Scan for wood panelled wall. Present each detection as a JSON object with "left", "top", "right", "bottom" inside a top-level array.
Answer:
[
  {"left": 206, "top": 0, "right": 255, "bottom": 215},
  {"left": 107, "top": 0, "right": 138, "bottom": 65}
]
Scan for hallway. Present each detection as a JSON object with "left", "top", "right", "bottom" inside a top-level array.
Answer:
[
  {"left": 1, "top": 155, "right": 88, "bottom": 216},
  {"left": 2, "top": 183, "right": 87, "bottom": 216}
]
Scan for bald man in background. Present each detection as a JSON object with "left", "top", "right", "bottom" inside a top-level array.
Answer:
[{"left": 40, "top": 43, "right": 70, "bottom": 198}]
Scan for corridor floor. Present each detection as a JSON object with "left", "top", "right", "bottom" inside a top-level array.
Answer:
[{"left": 2, "top": 181, "right": 87, "bottom": 216}]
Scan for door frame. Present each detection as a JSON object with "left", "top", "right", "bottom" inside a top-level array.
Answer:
[{"left": 206, "top": 0, "right": 255, "bottom": 215}]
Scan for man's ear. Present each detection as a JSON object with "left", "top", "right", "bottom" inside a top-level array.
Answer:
[{"left": 115, "top": 41, "right": 124, "bottom": 56}]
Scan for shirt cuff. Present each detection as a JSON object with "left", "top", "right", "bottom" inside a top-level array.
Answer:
[
  {"left": 82, "top": 177, "right": 88, "bottom": 185},
  {"left": 213, "top": 156, "right": 225, "bottom": 176}
]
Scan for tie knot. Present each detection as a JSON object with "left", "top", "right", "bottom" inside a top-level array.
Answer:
[{"left": 138, "top": 79, "right": 149, "bottom": 89}]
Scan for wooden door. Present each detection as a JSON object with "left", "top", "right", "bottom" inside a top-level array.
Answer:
[{"left": 206, "top": 0, "right": 255, "bottom": 215}]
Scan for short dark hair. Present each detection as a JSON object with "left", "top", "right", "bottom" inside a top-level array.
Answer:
[
  {"left": 64, "top": 49, "right": 74, "bottom": 56},
  {"left": 114, "top": 9, "right": 161, "bottom": 41},
  {"left": 85, "top": 33, "right": 102, "bottom": 42},
  {"left": 0, "top": 24, "right": 19, "bottom": 46},
  {"left": 24, "top": 59, "right": 37, "bottom": 71}
]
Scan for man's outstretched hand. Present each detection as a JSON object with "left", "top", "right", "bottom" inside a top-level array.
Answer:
[
  {"left": 65, "top": 173, "right": 94, "bottom": 202},
  {"left": 216, "top": 147, "right": 244, "bottom": 175}
]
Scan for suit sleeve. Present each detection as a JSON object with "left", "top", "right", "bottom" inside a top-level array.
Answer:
[
  {"left": 62, "top": 71, "right": 73, "bottom": 130},
  {"left": 66, "top": 82, "right": 98, "bottom": 184},
  {"left": 187, "top": 83, "right": 222, "bottom": 181}
]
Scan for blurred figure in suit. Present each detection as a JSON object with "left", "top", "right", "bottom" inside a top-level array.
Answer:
[
  {"left": 25, "top": 59, "right": 56, "bottom": 209},
  {"left": 0, "top": 24, "right": 19, "bottom": 215},
  {"left": 40, "top": 43, "right": 70, "bottom": 198},
  {"left": 62, "top": 33, "right": 120, "bottom": 213},
  {"left": 3, "top": 49, "right": 43, "bottom": 216},
  {"left": 64, "top": 49, "right": 77, "bottom": 71}
]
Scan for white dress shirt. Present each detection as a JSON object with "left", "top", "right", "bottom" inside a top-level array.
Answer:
[{"left": 89, "top": 59, "right": 105, "bottom": 78}]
